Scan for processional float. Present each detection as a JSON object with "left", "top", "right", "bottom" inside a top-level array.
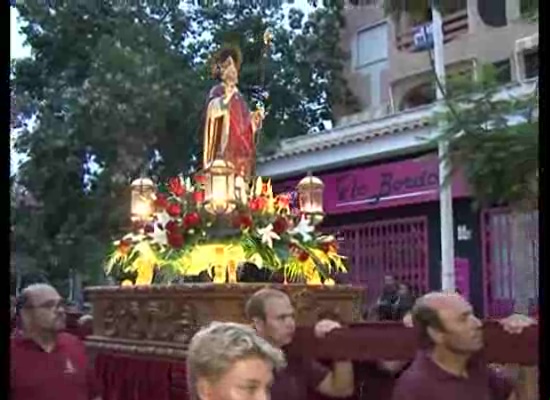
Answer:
[{"left": 86, "top": 34, "right": 362, "bottom": 359}]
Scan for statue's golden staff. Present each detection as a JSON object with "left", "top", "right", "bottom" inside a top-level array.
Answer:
[
  {"left": 250, "top": 29, "right": 273, "bottom": 183},
  {"left": 254, "top": 29, "right": 273, "bottom": 148}
]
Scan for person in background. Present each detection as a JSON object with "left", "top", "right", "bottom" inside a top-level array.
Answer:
[
  {"left": 392, "top": 291, "right": 537, "bottom": 400},
  {"left": 186, "top": 321, "right": 286, "bottom": 400},
  {"left": 393, "top": 283, "right": 415, "bottom": 320},
  {"left": 246, "top": 288, "right": 354, "bottom": 400},
  {"left": 10, "top": 283, "right": 101, "bottom": 400},
  {"left": 375, "top": 275, "right": 399, "bottom": 321}
]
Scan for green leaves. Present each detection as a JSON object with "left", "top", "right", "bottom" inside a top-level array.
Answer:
[
  {"left": 435, "top": 64, "right": 538, "bottom": 211},
  {"left": 11, "top": 1, "right": 355, "bottom": 289}
]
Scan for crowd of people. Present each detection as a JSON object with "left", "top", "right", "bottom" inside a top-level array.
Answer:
[{"left": 10, "top": 281, "right": 537, "bottom": 400}]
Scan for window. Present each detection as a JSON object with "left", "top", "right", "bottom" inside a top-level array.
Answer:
[
  {"left": 493, "top": 59, "right": 511, "bottom": 84},
  {"left": 356, "top": 22, "right": 388, "bottom": 68},
  {"left": 400, "top": 82, "right": 435, "bottom": 111},
  {"left": 478, "top": 0, "right": 507, "bottom": 27},
  {"left": 355, "top": 22, "right": 389, "bottom": 109},
  {"left": 524, "top": 51, "right": 538, "bottom": 79}
]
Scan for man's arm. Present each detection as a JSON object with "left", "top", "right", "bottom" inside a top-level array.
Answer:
[
  {"left": 312, "top": 319, "right": 354, "bottom": 398},
  {"left": 496, "top": 314, "right": 538, "bottom": 400},
  {"left": 316, "top": 361, "right": 354, "bottom": 398},
  {"left": 501, "top": 366, "right": 538, "bottom": 400}
]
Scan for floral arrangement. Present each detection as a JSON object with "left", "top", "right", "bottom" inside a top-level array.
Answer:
[{"left": 106, "top": 174, "right": 347, "bottom": 285}]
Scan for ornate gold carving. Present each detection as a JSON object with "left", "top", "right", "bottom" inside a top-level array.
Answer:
[
  {"left": 86, "top": 284, "right": 364, "bottom": 358},
  {"left": 172, "top": 302, "right": 199, "bottom": 344}
]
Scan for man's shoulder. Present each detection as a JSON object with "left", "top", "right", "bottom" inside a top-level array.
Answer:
[
  {"left": 58, "top": 332, "right": 86, "bottom": 351},
  {"left": 394, "top": 353, "right": 434, "bottom": 386}
]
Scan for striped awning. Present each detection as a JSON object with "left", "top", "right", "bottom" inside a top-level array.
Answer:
[{"left": 515, "top": 33, "right": 538, "bottom": 53}]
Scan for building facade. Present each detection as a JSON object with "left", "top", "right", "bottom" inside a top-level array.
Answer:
[{"left": 258, "top": 0, "right": 538, "bottom": 317}]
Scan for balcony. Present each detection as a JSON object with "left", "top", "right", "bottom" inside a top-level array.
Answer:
[{"left": 395, "top": 9, "right": 469, "bottom": 52}]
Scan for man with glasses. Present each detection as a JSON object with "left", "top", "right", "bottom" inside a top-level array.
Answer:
[{"left": 10, "top": 284, "right": 101, "bottom": 400}]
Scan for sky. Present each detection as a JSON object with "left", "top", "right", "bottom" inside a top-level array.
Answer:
[
  {"left": 9, "top": 2, "right": 317, "bottom": 175},
  {"left": 11, "top": 8, "right": 31, "bottom": 174}
]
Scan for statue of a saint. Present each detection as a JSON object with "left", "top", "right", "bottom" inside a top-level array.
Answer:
[{"left": 203, "top": 46, "right": 264, "bottom": 178}]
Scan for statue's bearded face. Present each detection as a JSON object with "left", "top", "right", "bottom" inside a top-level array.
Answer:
[{"left": 220, "top": 56, "right": 238, "bottom": 86}]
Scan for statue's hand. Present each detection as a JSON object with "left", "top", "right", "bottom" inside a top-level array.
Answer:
[
  {"left": 255, "top": 105, "right": 265, "bottom": 120},
  {"left": 251, "top": 106, "right": 265, "bottom": 128}
]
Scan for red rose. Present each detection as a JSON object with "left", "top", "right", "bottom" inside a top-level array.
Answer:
[
  {"left": 239, "top": 215, "right": 254, "bottom": 228},
  {"left": 297, "top": 251, "right": 309, "bottom": 262},
  {"left": 144, "top": 224, "right": 154, "bottom": 234},
  {"left": 183, "top": 212, "right": 201, "bottom": 229},
  {"left": 167, "top": 231, "right": 184, "bottom": 249},
  {"left": 249, "top": 197, "right": 267, "bottom": 212},
  {"left": 165, "top": 220, "right": 180, "bottom": 233},
  {"left": 192, "top": 190, "right": 205, "bottom": 204},
  {"left": 168, "top": 177, "right": 185, "bottom": 197},
  {"left": 166, "top": 202, "right": 181, "bottom": 217},
  {"left": 233, "top": 214, "right": 253, "bottom": 229},
  {"left": 154, "top": 194, "right": 169, "bottom": 210},
  {"left": 194, "top": 174, "right": 207, "bottom": 185},
  {"left": 272, "top": 217, "right": 288, "bottom": 235}
]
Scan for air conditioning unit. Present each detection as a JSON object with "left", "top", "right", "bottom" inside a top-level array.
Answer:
[{"left": 514, "top": 33, "right": 538, "bottom": 82}]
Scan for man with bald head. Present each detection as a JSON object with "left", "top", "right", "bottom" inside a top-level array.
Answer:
[
  {"left": 246, "top": 288, "right": 355, "bottom": 399},
  {"left": 392, "top": 291, "right": 536, "bottom": 400},
  {"left": 11, "top": 284, "right": 101, "bottom": 400}
]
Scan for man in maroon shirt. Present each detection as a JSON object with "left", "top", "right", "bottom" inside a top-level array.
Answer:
[
  {"left": 246, "top": 288, "right": 354, "bottom": 400},
  {"left": 10, "top": 284, "right": 101, "bottom": 400},
  {"left": 392, "top": 292, "right": 536, "bottom": 400}
]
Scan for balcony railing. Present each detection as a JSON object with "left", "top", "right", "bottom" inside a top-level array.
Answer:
[{"left": 396, "top": 9, "right": 469, "bottom": 52}]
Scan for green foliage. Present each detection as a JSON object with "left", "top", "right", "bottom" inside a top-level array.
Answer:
[
  {"left": 11, "top": 1, "right": 356, "bottom": 288},
  {"left": 434, "top": 64, "right": 538, "bottom": 210}
]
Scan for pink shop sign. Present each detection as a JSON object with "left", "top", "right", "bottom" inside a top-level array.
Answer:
[{"left": 273, "top": 155, "right": 470, "bottom": 215}]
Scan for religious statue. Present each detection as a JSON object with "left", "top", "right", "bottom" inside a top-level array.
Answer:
[{"left": 203, "top": 46, "right": 265, "bottom": 179}]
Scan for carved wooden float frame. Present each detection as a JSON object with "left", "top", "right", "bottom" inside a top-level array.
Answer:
[{"left": 85, "top": 283, "right": 364, "bottom": 359}]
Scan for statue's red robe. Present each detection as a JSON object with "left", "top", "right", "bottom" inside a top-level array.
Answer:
[{"left": 203, "top": 84, "right": 256, "bottom": 177}]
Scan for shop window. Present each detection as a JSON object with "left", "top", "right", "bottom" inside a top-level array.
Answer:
[{"left": 524, "top": 51, "right": 538, "bottom": 79}]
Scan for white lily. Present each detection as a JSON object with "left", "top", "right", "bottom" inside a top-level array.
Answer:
[
  {"left": 289, "top": 216, "right": 314, "bottom": 242},
  {"left": 184, "top": 176, "right": 193, "bottom": 192},
  {"left": 155, "top": 210, "right": 172, "bottom": 227},
  {"left": 257, "top": 224, "right": 280, "bottom": 248},
  {"left": 121, "top": 232, "right": 145, "bottom": 243},
  {"left": 149, "top": 223, "right": 168, "bottom": 246}
]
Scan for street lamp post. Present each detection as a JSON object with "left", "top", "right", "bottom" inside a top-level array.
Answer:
[{"left": 432, "top": 4, "right": 456, "bottom": 291}]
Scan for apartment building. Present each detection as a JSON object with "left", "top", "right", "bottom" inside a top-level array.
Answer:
[
  {"left": 258, "top": 0, "right": 538, "bottom": 316},
  {"left": 339, "top": 0, "right": 537, "bottom": 121}
]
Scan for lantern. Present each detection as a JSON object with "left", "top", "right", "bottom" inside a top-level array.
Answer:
[
  {"left": 131, "top": 177, "right": 155, "bottom": 222},
  {"left": 204, "top": 159, "right": 236, "bottom": 215},
  {"left": 296, "top": 172, "right": 324, "bottom": 224}
]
